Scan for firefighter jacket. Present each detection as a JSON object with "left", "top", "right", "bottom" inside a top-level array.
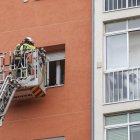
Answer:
[{"left": 15, "top": 43, "right": 36, "bottom": 59}]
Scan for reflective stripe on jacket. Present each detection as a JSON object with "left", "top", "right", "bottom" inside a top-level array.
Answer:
[{"left": 19, "top": 43, "right": 35, "bottom": 51}]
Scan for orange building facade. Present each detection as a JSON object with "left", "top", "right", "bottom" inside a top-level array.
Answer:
[{"left": 0, "top": 0, "right": 92, "bottom": 139}]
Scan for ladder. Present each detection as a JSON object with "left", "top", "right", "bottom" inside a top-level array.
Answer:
[{"left": 0, "top": 75, "right": 17, "bottom": 126}]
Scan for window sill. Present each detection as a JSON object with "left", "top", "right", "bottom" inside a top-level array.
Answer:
[
  {"left": 45, "top": 84, "right": 64, "bottom": 89},
  {"left": 104, "top": 98, "right": 140, "bottom": 106}
]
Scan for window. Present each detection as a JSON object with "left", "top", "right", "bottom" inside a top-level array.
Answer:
[
  {"left": 45, "top": 50, "right": 65, "bottom": 87},
  {"left": 104, "top": 0, "right": 140, "bottom": 12},
  {"left": 105, "top": 112, "right": 140, "bottom": 140},
  {"left": 106, "top": 34, "right": 127, "bottom": 69},
  {"left": 105, "top": 18, "right": 140, "bottom": 103}
]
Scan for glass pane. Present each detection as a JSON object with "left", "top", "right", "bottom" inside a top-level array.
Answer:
[
  {"left": 123, "top": 71, "right": 128, "bottom": 100},
  {"left": 106, "top": 73, "right": 119, "bottom": 103},
  {"left": 129, "top": 70, "right": 138, "bottom": 100},
  {"left": 138, "top": 69, "right": 140, "bottom": 98},
  {"left": 106, "top": 127, "right": 128, "bottom": 140},
  {"left": 129, "top": 70, "right": 133, "bottom": 100},
  {"left": 118, "top": 0, "right": 122, "bottom": 8},
  {"left": 134, "top": 70, "right": 138, "bottom": 99},
  {"left": 114, "top": 72, "right": 119, "bottom": 102},
  {"left": 109, "top": 0, "right": 113, "bottom": 10},
  {"left": 106, "top": 34, "right": 127, "bottom": 69},
  {"left": 110, "top": 73, "right": 114, "bottom": 102},
  {"left": 130, "top": 125, "right": 140, "bottom": 140},
  {"left": 105, "top": 21, "right": 126, "bottom": 32},
  {"left": 119, "top": 71, "right": 123, "bottom": 101},
  {"left": 128, "top": 0, "right": 132, "bottom": 7},
  {"left": 114, "top": 0, "right": 118, "bottom": 9},
  {"left": 137, "top": 0, "right": 140, "bottom": 5},
  {"left": 106, "top": 73, "right": 110, "bottom": 103},
  {"left": 129, "top": 31, "right": 140, "bottom": 67},
  {"left": 122, "top": 0, "right": 126, "bottom": 8},
  {"left": 130, "top": 112, "right": 140, "bottom": 122},
  {"left": 105, "top": 0, "right": 109, "bottom": 11},
  {"left": 133, "top": 0, "right": 136, "bottom": 6},
  {"left": 105, "top": 114, "right": 127, "bottom": 125},
  {"left": 128, "top": 18, "right": 140, "bottom": 29}
]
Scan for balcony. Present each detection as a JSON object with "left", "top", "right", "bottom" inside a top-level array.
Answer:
[{"left": 105, "top": 67, "right": 140, "bottom": 104}]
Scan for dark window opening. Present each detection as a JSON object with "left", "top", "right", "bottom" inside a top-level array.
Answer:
[
  {"left": 49, "top": 61, "right": 56, "bottom": 86},
  {"left": 46, "top": 60, "right": 65, "bottom": 87},
  {"left": 60, "top": 60, "right": 65, "bottom": 84}
]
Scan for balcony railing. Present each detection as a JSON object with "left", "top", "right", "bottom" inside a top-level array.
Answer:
[{"left": 105, "top": 67, "right": 140, "bottom": 103}]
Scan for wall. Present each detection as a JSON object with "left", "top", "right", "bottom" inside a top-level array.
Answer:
[
  {"left": 94, "top": 0, "right": 140, "bottom": 140},
  {"left": 0, "top": 0, "right": 92, "bottom": 140}
]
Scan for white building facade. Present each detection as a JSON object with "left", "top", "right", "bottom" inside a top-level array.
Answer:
[{"left": 94, "top": 0, "right": 140, "bottom": 140}]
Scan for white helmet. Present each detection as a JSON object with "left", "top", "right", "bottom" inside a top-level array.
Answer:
[{"left": 24, "top": 37, "right": 34, "bottom": 44}]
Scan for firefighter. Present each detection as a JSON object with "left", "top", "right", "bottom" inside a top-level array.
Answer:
[
  {"left": 12, "top": 37, "right": 36, "bottom": 78},
  {"left": 38, "top": 48, "right": 46, "bottom": 64}
]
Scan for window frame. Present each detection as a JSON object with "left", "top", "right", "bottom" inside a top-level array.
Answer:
[
  {"left": 104, "top": 18, "right": 140, "bottom": 104},
  {"left": 105, "top": 20, "right": 140, "bottom": 72},
  {"left": 105, "top": 112, "right": 140, "bottom": 140},
  {"left": 104, "top": 0, "right": 140, "bottom": 12},
  {"left": 45, "top": 57, "right": 65, "bottom": 88}
]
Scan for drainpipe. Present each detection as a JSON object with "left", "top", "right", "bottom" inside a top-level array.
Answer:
[{"left": 91, "top": 0, "right": 95, "bottom": 140}]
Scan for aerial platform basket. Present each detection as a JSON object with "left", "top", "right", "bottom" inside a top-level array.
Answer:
[{"left": 0, "top": 49, "right": 47, "bottom": 126}]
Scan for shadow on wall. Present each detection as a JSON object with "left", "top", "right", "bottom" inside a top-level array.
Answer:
[{"left": 12, "top": 97, "right": 45, "bottom": 110}]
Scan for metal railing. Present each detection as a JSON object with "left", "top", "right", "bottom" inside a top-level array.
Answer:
[
  {"left": 0, "top": 49, "right": 40, "bottom": 83},
  {"left": 105, "top": 67, "right": 140, "bottom": 103}
]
